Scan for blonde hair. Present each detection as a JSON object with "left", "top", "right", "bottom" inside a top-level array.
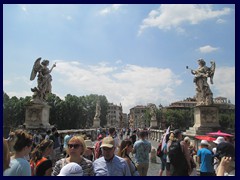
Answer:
[
  {"left": 184, "top": 136, "right": 191, "bottom": 145},
  {"left": 67, "top": 136, "right": 86, "bottom": 155},
  {"left": 117, "top": 139, "right": 132, "bottom": 158},
  {"left": 3, "top": 138, "right": 10, "bottom": 171}
]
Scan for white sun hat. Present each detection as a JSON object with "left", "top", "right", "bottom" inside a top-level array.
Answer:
[
  {"left": 213, "top": 136, "right": 226, "bottom": 144},
  {"left": 58, "top": 162, "right": 83, "bottom": 176}
]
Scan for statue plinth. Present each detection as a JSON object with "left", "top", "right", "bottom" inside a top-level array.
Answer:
[
  {"left": 24, "top": 103, "right": 52, "bottom": 129},
  {"left": 185, "top": 105, "right": 220, "bottom": 136},
  {"left": 92, "top": 117, "right": 100, "bottom": 128},
  {"left": 150, "top": 117, "right": 158, "bottom": 129}
]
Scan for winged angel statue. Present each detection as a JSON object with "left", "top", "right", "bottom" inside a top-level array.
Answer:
[
  {"left": 30, "top": 57, "right": 56, "bottom": 103},
  {"left": 187, "top": 59, "right": 216, "bottom": 106}
]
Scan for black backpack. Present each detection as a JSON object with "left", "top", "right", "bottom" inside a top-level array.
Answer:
[{"left": 168, "top": 140, "right": 184, "bottom": 166}]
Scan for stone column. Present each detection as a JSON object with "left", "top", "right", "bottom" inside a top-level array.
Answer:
[{"left": 92, "top": 117, "right": 100, "bottom": 128}]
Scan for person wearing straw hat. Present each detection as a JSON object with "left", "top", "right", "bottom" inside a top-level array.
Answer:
[
  {"left": 83, "top": 140, "right": 95, "bottom": 161},
  {"left": 197, "top": 140, "right": 215, "bottom": 176}
]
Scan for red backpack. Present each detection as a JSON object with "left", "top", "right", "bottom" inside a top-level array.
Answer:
[
  {"left": 157, "top": 142, "right": 164, "bottom": 157},
  {"left": 94, "top": 140, "right": 102, "bottom": 159}
]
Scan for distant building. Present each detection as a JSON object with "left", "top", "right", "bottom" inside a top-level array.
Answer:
[
  {"left": 166, "top": 96, "right": 235, "bottom": 112},
  {"left": 213, "top": 97, "right": 235, "bottom": 113},
  {"left": 166, "top": 97, "right": 197, "bottom": 109},
  {"left": 106, "top": 103, "right": 123, "bottom": 128},
  {"left": 129, "top": 105, "right": 148, "bottom": 129}
]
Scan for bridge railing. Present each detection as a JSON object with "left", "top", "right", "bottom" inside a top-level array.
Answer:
[
  {"left": 58, "top": 129, "right": 97, "bottom": 141},
  {"left": 148, "top": 129, "right": 165, "bottom": 142}
]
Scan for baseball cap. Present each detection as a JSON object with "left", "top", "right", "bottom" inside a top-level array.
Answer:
[
  {"left": 100, "top": 136, "right": 115, "bottom": 148},
  {"left": 58, "top": 162, "right": 83, "bottom": 176},
  {"left": 200, "top": 140, "right": 210, "bottom": 147},
  {"left": 173, "top": 129, "right": 182, "bottom": 137}
]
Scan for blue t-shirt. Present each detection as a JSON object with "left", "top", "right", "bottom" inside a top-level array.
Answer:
[
  {"left": 133, "top": 139, "right": 151, "bottom": 164},
  {"left": 197, "top": 148, "right": 214, "bottom": 173},
  {"left": 3, "top": 158, "right": 31, "bottom": 176}
]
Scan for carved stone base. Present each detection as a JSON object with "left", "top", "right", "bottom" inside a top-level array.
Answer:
[
  {"left": 150, "top": 119, "right": 158, "bottom": 129},
  {"left": 24, "top": 103, "right": 52, "bottom": 129},
  {"left": 92, "top": 117, "right": 100, "bottom": 128},
  {"left": 185, "top": 105, "right": 220, "bottom": 136}
]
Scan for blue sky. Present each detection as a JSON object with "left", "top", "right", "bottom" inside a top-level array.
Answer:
[{"left": 3, "top": 4, "right": 235, "bottom": 113}]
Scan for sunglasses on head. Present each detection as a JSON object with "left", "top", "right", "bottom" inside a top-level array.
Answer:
[{"left": 68, "top": 144, "right": 82, "bottom": 149}]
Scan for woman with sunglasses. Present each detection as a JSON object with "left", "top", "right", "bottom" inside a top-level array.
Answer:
[{"left": 52, "top": 135, "right": 94, "bottom": 176}]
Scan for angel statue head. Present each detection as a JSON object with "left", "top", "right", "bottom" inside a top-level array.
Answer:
[
  {"left": 41, "top": 60, "right": 50, "bottom": 66},
  {"left": 30, "top": 57, "right": 56, "bottom": 103}
]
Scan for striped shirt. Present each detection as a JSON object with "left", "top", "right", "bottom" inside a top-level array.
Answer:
[{"left": 51, "top": 157, "right": 94, "bottom": 176}]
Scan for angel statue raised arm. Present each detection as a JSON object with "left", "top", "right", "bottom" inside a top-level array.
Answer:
[
  {"left": 30, "top": 57, "right": 56, "bottom": 103},
  {"left": 186, "top": 59, "right": 216, "bottom": 106}
]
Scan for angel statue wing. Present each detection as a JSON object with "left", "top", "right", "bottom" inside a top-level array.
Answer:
[
  {"left": 209, "top": 61, "right": 216, "bottom": 84},
  {"left": 30, "top": 57, "right": 42, "bottom": 81}
]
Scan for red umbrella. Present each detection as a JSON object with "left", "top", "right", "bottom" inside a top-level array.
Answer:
[
  {"left": 195, "top": 135, "right": 216, "bottom": 141},
  {"left": 206, "top": 130, "right": 233, "bottom": 137}
]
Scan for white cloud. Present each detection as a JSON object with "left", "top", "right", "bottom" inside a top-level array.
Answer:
[
  {"left": 198, "top": 45, "right": 219, "bottom": 53},
  {"left": 115, "top": 59, "right": 122, "bottom": 64},
  {"left": 138, "top": 4, "right": 231, "bottom": 35},
  {"left": 53, "top": 61, "right": 182, "bottom": 112},
  {"left": 216, "top": 18, "right": 226, "bottom": 24},
  {"left": 99, "top": 4, "right": 124, "bottom": 16},
  {"left": 212, "top": 66, "right": 235, "bottom": 104}
]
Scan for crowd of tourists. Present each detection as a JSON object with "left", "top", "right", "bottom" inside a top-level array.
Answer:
[
  {"left": 157, "top": 129, "right": 235, "bottom": 176},
  {"left": 3, "top": 126, "right": 235, "bottom": 176}
]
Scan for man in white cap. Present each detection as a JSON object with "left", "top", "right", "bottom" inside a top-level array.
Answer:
[
  {"left": 57, "top": 162, "right": 83, "bottom": 176},
  {"left": 197, "top": 140, "right": 215, "bottom": 176},
  {"left": 93, "top": 136, "right": 131, "bottom": 176}
]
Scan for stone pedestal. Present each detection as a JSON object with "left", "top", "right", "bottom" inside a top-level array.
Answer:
[
  {"left": 93, "top": 117, "right": 100, "bottom": 128},
  {"left": 150, "top": 118, "right": 158, "bottom": 129},
  {"left": 24, "top": 103, "right": 52, "bottom": 129},
  {"left": 185, "top": 105, "right": 220, "bottom": 136}
]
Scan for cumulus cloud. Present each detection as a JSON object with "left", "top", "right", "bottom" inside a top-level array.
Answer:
[
  {"left": 138, "top": 4, "right": 231, "bottom": 35},
  {"left": 212, "top": 66, "right": 235, "bottom": 104},
  {"left": 53, "top": 61, "right": 182, "bottom": 112},
  {"left": 99, "top": 4, "right": 124, "bottom": 16},
  {"left": 198, "top": 45, "right": 219, "bottom": 53}
]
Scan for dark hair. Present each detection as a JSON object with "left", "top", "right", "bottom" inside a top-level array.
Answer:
[
  {"left": 215, "top": 142, "right": 235, "bottom": 160},
  {"left": 139, "top": 130, "right": 147, "bottom": 138},
  {"left": 51, "top": 127, "right": 57, "bottom": 132},
  {"left": 109, "top": 127, "right": 116, "bottom": 134},
  {"left": 13, "top": 130, "right": 33, "bottom": 152},
  {"left": 173, "top": 129, "right": 182, "bottom": 138}
]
